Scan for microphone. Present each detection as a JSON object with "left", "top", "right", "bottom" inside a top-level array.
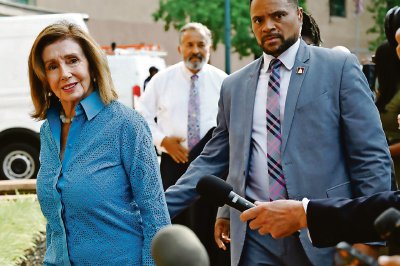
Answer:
[
  {"left": 196, "top": 175, "right": 255, "bottom": 212},
  {"left": 374, "top": 207, "right": 400, "bottom": 254},
  {"left": 152, "top": 224, "right": 209, "bottom": 266}
]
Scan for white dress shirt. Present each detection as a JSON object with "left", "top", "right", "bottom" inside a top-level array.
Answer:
[
  {"left": 137, "top": 61, "right": 227, "bottom": 153},
  {"left": 246, "top": 38, "right": 301, "bottom": 201}
]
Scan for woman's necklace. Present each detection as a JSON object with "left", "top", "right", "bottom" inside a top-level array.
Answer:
[{"left": 59, "top": 109, "right": 74, "bottom": 124}]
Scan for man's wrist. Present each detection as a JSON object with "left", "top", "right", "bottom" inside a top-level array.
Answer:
[{"left": 160, "top": 136, "right": 168, "bottom": 147}]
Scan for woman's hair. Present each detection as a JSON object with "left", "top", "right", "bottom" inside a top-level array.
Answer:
[
  {"left": 28, "top": 21, "right": 118, "bottom": 120},
  {"left": 375, "top": 41, "right": 400, "bottom": 112},
  {"left": 385, "top": 6, "right": 400, "bottom": 47}
]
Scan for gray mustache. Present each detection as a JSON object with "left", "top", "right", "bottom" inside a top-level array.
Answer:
[{"left": 189, "top": 54, "right": 203, "bottom": 61}]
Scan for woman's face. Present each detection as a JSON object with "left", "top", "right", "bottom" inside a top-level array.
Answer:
[
  {"left": 396, "top": 28, "right": 400, "bottom": 60},
  {"left": 42, "top": 38, "right": 93, "bottom": 108}
]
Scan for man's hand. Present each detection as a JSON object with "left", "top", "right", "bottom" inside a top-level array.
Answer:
[
  {"left": 379, "top": 255, "right": 400, "bottom": 266},
  {"left": 352, "top": 243, "right": 379, "bottom": 260},
  {"left": 214, "top": 218, "right": 231, "bottom": 250},
  {"left": 161, "top": 136, "right": 188, "bottom": 163},
  {"left": 240, "top": 200, "right": 307, "bottom": 238}
]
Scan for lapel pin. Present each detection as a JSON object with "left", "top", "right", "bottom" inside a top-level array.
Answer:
[{"left": 296, "top": 67, "right": 305, "bottom": 74}]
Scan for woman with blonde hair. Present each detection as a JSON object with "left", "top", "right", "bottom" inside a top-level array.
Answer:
[{"left": 29, "top": 21, "right": 170, "bottom": 265}]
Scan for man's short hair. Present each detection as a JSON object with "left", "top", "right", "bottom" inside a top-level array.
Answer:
[
  {"left": 179, "top": 22, "right": 212, "bottom": 46},
  {"left": 149, "top": 66, "right": 158, "bottom": 73}
]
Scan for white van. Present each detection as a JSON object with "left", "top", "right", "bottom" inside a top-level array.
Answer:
[
  {"left": 106, "top": 47, "right": 166, "bottom": 108},
  {"left": 0, "top": 13, "right": 88, "bottom": 180}
]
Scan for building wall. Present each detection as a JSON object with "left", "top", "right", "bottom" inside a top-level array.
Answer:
[
  {"left": 308, "top": 0, "right": 376, "bottom": 62},
  {"left": 31, "top": 0, "right": 377, "bottom": 71},
  {"left": 34, "top": 0, "right": 253, "bottom": 72}
]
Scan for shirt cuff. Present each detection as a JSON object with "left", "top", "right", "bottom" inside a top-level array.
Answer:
[
  {"left": 301, "top": 197, "right": 310, "bottom": 213},
  {"left": 301, "top": 197, "right": 312, "bottom": 244}
]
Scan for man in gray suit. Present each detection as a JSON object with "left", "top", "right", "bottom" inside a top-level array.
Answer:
[{"left": 165, "top": 0, "right": 392, "bottom": 265}]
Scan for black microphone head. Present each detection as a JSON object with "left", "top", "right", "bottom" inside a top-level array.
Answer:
[
  {"left": 196, "top": 175, "right": 233, "bottom": 207},
  {"left": 374, "top": 207, "right": 400, "bottom": 240}
]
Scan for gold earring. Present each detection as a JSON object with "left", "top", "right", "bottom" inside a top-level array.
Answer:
[{"left": 48, "top": 91, "right": 52, "bottom": 97}]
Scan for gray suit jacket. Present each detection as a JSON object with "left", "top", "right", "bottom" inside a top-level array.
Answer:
[{"left": 165, "top": 40, "right": 391, "bottom": 266}]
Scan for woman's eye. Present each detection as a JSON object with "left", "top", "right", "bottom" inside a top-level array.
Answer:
[
  {"left": 47, "top": 64, "right": 57, "bottom": 71},
  {"left": 69, "top": 58, "right": 79, "bottom": 64}
]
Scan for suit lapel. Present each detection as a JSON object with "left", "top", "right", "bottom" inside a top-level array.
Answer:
[
  {"left": 281, "top": 42, "right": 310, "bottom": 154},
  {"left": 243, "top": 57, "right": 263, "bottom": 173}
]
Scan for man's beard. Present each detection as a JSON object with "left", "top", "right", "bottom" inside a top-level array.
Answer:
[
  {"left": 184, "top": 53, "right": 209, "bottom": 71},
  {"left": 261, "top": 34, "right": 298, "bottom": 57}
]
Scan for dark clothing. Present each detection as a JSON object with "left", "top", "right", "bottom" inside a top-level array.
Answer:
[
  {"left": 143, "top": 76, "right": 152, "bottom": 91},
  {"left": 160, "top": 127, "right": 230, "bottom": 266},
  {"left": 307, "top": 191, "right": 400, "bottom": 247}
]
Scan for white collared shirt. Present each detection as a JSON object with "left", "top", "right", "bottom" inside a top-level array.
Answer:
[
  {"left": 246, "top": 38, "right": 301, "bottom": 201},
  {"left": 137, "top": 61, "right": 227, "bottom": 153}
]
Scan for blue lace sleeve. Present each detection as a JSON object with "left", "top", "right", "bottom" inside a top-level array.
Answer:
[{"left": 121, "top": 111, "right": 171, "bottom": 265}]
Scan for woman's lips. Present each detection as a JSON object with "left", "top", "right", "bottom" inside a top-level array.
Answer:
[{"left": 62, "top": 82, "right": 78, "bottom": 92}]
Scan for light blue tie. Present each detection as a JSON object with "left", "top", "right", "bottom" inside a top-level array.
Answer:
[{"left": 188, "top": 74, "right": 200, "bottom": 150}]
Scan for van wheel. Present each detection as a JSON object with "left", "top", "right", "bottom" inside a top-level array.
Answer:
[{"left": 0, "top": 143, "right": 39, "bottom": 180}]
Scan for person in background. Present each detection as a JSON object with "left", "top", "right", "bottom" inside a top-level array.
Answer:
[
  {"left": 137, "top": 22, "right": 228, "bottom": 265},
  {"left": 29, "top": 21, "right": 170, "bottom": 265},
  {"left": 301, "top": 11, "right": 322, "bottom": 46},
  {"left": 143, "top": 66, "right": 159, "bottom": 91},
  {"left": 164, "top": 0, "right": 391, "bottom": 265},
  {"left": 377, "top": 6, "right": 400, "bottom": 186},
  {"left": 111, "top": 41, "right": 117, "bottom": 53}
]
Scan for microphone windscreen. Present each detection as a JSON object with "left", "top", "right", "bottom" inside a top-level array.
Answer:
[
  {"left": 374, "top": 207, "right": 400, "bottom": 239},
  {"left": 196, "top": 175, "right": 233, "bottom": 206},
  {"left": 152, "top": 225, "right": 209, "bottom": 266}
]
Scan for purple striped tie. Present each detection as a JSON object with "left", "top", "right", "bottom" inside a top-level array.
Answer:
[
  {"left": 267, "top": 59, "right": 288, "bottom": 201},
  {"left": 188, "top": 74, "right": 200, "bottom": 150}
]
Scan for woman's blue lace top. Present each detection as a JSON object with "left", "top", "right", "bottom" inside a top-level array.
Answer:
[{"left": 36, "top": 91, "right": 170, "bottom": 265}]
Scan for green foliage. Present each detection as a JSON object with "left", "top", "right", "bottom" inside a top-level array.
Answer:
[
  {"left": 367, "top": 0, "right": 400, "bottom": 51},
  {"left": 0, "top": 196, "right": 46, "bottom": 265},
  {"left": 153, "top": 0, "right": 307, "bottom": 58}
]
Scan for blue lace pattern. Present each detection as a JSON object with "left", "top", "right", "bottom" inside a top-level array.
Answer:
[{"left": 36, "top": 92, "right": 170, "bottom": 265}]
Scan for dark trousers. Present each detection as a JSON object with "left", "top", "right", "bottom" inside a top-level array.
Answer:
[
  {"left": 160, "top": 152, "right": 192, "bottom": 226},
  {"left": 160, "top": 151, "right": 230, "bottom": 266}
]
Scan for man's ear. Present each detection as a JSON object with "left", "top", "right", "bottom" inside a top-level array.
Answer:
[
  {"left": 178, "top": 45, "right": 182, "bottom": 55},
  {"left": 298, "top": 7, "right": 303, "bottom": 23}
]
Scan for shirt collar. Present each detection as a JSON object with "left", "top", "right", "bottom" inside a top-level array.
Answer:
[
  {"left": 80, "top": 90, "right": 105, "bottom": 121},
  {"left": 180, "top": 61, "right": 206, "bottom": 79},
  {"left": 262, "top": 37, "right": 301, "bottom": 73}
]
